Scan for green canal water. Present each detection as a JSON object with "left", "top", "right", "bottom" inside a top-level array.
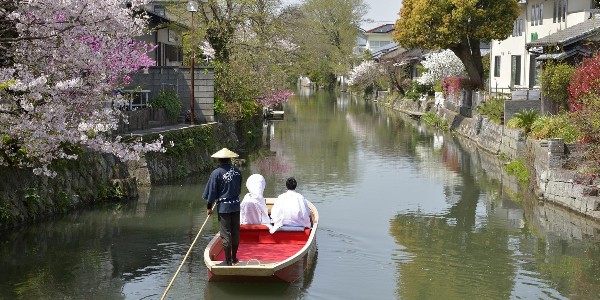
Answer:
[{"left": 2, "top": 89, "right": 600, "bottom": 299}]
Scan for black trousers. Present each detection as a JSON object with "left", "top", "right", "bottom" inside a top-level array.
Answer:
[{"left": 218, "top": 211, "right": 240, "bottom": 256}]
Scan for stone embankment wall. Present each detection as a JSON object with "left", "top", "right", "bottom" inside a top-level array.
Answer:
[
  {"left": 385, "top": 97, "right": 600, "bottom": 221},
  {"left": 0, "top": 117, "right": 258, "bottom": 230},
  {"left": 0, "top": 153, "right": 139, "bottom": 228}
]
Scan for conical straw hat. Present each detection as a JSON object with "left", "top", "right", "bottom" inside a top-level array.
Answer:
[{"left": 211, "top": 148, "right": 239, "bottom": 158}]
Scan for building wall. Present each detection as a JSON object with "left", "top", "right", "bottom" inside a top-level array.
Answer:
[
  {"left": 490, "top": 0, "right": 593, "bottom": 91},
  {"left": 364, "top": 33, "right": 397, "bottom": 53},
  {"left": 128, "top": 66, "right": 215, "bottom": 123}
]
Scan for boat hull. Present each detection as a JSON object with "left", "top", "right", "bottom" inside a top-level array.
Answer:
[{"left": 207, "top": 237, "right": 316, "bottom": 282}]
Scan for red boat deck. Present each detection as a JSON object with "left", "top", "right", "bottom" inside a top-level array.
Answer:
[{"left": 211, "top": 225, "right": 311, "bottom": 262}]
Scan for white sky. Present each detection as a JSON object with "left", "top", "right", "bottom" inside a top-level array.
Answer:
[
  {"left": 361, "top": 0, "right": 402, "bottom": 30},
  {"left": 282, "top": 0, "right": 403, "bottom": 31}
]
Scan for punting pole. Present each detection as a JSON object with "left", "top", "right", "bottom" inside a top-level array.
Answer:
[{"left": 160, "top": 202, "right": 216, "bottom": 300}]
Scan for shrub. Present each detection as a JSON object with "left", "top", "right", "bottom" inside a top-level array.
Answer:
[
  {"left": 571, "top": 93, "right": 600, "bottom": 167},
  {"left": 214, "top": 96, "right": 225, "bottom": 115},
  {"left": 422, "top": 112, "right": 449, "bottom": 130},
  {"left": 441, "top": 77, "right": 477, "bottom": 101},
  {"left": 412, "top": 80, "right": 433, "bottom": 96},
  {"left": 433, "top": 80, "right": 443, "bottom": 93},
  {"left": 529, "top": 113, "right": 581, "bottom": 143},
  {"left": 506, "top": 109, "right": 539, "bottom": 134},
  {"left": 405, "top": 91, "right": 421, "bottom": 101},
  {"left": 568, "top": 53, "right": 600, "bottom": 111},
  {"left": 504, "top": 159, "right": 529, "bottom": 184},
  {"left": 541, "top": 61, "right": 575, "bottom": 111},
  {"left": 150, "top": 89, "right": 182, "bottom": 121},
  {"left": 476, "top": 97, "right": 504, "bottom": 124}
]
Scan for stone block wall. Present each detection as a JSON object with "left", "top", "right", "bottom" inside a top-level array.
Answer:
[
  {"left": 503, "top": 99, "right": 541, "bottom": 124},
  {"left": 128, "top": 66, "right": 215, "bottom": 123},
  {"left": 434, "top": 107, "right": 525, "bottom": 160},
  {"left": 0, "top": 152, "right": 138, "bottom": 228},
  {"left": 530, "top": 139, "right": 600, "bottom": 220},
  {"left": 0, "top": 117, "right": 254, "bottom": 230}
]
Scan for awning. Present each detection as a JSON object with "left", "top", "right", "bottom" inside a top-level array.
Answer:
[{"left": 536, "top": 47, "right": 591, "bottom": 61}]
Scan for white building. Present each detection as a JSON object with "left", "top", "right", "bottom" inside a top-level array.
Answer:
[
  {"left": 362, "top": 24, "right": 397, "bottom": 54},
  {"left": 490, "top": 0, "right": 599, "bottom": 91}
]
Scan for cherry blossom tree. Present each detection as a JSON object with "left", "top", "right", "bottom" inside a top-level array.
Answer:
[
  {"left": 417, "top": 50, "right": 466, "bottom": 85},
  {"left": 0, "top": 0, "right": 165, "bottom": 176},
  {"left": 256, "top": 90, "right": 293, "bottom": 109},
  {"left": 347, "top": 60, "right": 385, "bottom": 97}
]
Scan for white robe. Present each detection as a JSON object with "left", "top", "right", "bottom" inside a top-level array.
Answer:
[
  {"left": 269, "top": 190, "right": 311, "bottom": 233},
  {"left": 240, "top": 174, "right": 271, "bottom": 225}
]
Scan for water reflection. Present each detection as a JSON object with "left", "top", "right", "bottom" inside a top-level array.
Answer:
[
  {"left": 2, "top": 90, "right": 600, "bottom": 299},
  {"left": 204, "top": 248, "right": 317, "bottom": 299}
]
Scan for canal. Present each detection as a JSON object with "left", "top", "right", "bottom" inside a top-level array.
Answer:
[{"left": 1, "top": 89, "right": 600, "bottom": 299}]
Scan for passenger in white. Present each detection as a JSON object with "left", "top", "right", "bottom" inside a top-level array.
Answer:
[
  {"left": 270, "top": 177, "right": 312, "bottom": 233},
  {"left": 240, "top": 174, "right": 271, "bottom": 226}
]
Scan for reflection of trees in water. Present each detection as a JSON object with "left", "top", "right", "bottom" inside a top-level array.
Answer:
[
  {"left": 0, "top": 209, "right": 127, "bottom": 299},
  {"left": 390, "top": 213, "right": 515, "bottom": 299},
  {"left": 390, "top": 126, "right": 600, "bottom": 299},
  {"left": 272, "top": 91, "right": 356, "bottom": 186},
  {"left": 0, "top": 184, "right": 208, "bottom": 300},
  {"left": 251, "top": 154, "right": 293, "bottom": 177}
]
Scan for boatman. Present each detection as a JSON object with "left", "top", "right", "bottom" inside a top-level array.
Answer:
[{"left": 203, "top": 148, "right": 243, "bottom": 266}]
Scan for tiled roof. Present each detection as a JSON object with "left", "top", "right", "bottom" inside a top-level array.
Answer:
[
  {"left": 527, "top": 16, "right": 600, "bottom": 48},
  {"left": 371, "top": 43, "right": 399, "bottom": 58},
  {"left": 365, "top": 24, "right": 395, "bottom": 34}
]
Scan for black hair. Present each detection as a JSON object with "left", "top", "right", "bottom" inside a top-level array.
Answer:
[{"left": 286, "top": 177, "right": 297, "bottom": 190}]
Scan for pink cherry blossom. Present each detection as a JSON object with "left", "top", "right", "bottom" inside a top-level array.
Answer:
[{"left": 0, "top": 0, "right": 164, "bottom": 176}]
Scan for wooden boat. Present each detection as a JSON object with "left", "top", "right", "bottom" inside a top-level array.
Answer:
[{"left": 203, "top": 198, "right": 318, "bottom": 282}]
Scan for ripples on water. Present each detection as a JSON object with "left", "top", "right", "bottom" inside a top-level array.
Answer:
[{"left": 3, "top": 90, "right": 600, "bottom": 299}]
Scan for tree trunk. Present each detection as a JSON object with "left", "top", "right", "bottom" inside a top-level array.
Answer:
[{"left": 449, "top": 38, "right": 484, "bottom": 89}]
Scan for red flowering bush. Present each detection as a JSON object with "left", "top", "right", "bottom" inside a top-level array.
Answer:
[
  {"left": 568, "top": 54, "right": 600, "bottom": 111},
  {"left": 442, "top": 77, "right": 462, "bottom": 99},
  {"left": 442, "top": 77, "right": 477, "bottom": 102}
]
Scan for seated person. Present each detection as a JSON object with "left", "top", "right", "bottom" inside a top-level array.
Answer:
[
  {"left": 240, "top": 174, "right": 271, "bottom": 226},
  {"left": 269, "top": 177, "right": 312, "bottom": 233}
]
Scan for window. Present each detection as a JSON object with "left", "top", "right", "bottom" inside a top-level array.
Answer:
[
  {"left": 164, "top": 44, "right": 183, "bottom": 66},
  {"left": 154, "top": 5, "right": 165, "bottom": 17},
  {"left": 512, "top": 19, "right": 523, "bottom": 37},
  {"left": 494, "top": 56, "right": 501, "bottom": 77},
  {"left": 531, "top": 4, "right": 544, "bottom": 26},
  {"left": 370, "top": 40, "right": 391, "bottom": 50},
  {"left": 554, "top": 0, "right": 567, "bottom": 23},
  {"left": 511, "top": 55, "right": 522, "bottom": 86}
]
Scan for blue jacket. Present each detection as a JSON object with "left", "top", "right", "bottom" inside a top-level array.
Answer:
[{"left": 203, "top": 163, "right": 242, "bottom": 213}]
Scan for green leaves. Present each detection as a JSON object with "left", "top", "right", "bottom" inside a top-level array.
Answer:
[
  {"left": 540, "top": 61, "right": 575, "bottom": 109},
  {"left": 506, "top": 109, "right": 539, "bottom": 134},
  {"left": 149, "top": 89, "right": 182, "bottom": 121}
]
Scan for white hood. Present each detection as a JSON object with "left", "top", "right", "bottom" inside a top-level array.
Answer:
[
  {"left": 240, "top": 174, "right": 271, "bottom": 226},
  {"left": 246, "top": 173, "right": 265, "bottom": 198}
]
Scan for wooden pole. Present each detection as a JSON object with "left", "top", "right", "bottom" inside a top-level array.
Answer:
[{"left": 160, "top": 203, "right": 215, "bottom": 300}]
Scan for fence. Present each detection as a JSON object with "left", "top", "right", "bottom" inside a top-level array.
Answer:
[{"left": 443, "top": 87, "right": 541, "bottom": 119}]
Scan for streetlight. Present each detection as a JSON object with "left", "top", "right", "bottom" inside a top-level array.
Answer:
[{"left": 187, "top": 0, "right": 198, "bottom": 124}]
